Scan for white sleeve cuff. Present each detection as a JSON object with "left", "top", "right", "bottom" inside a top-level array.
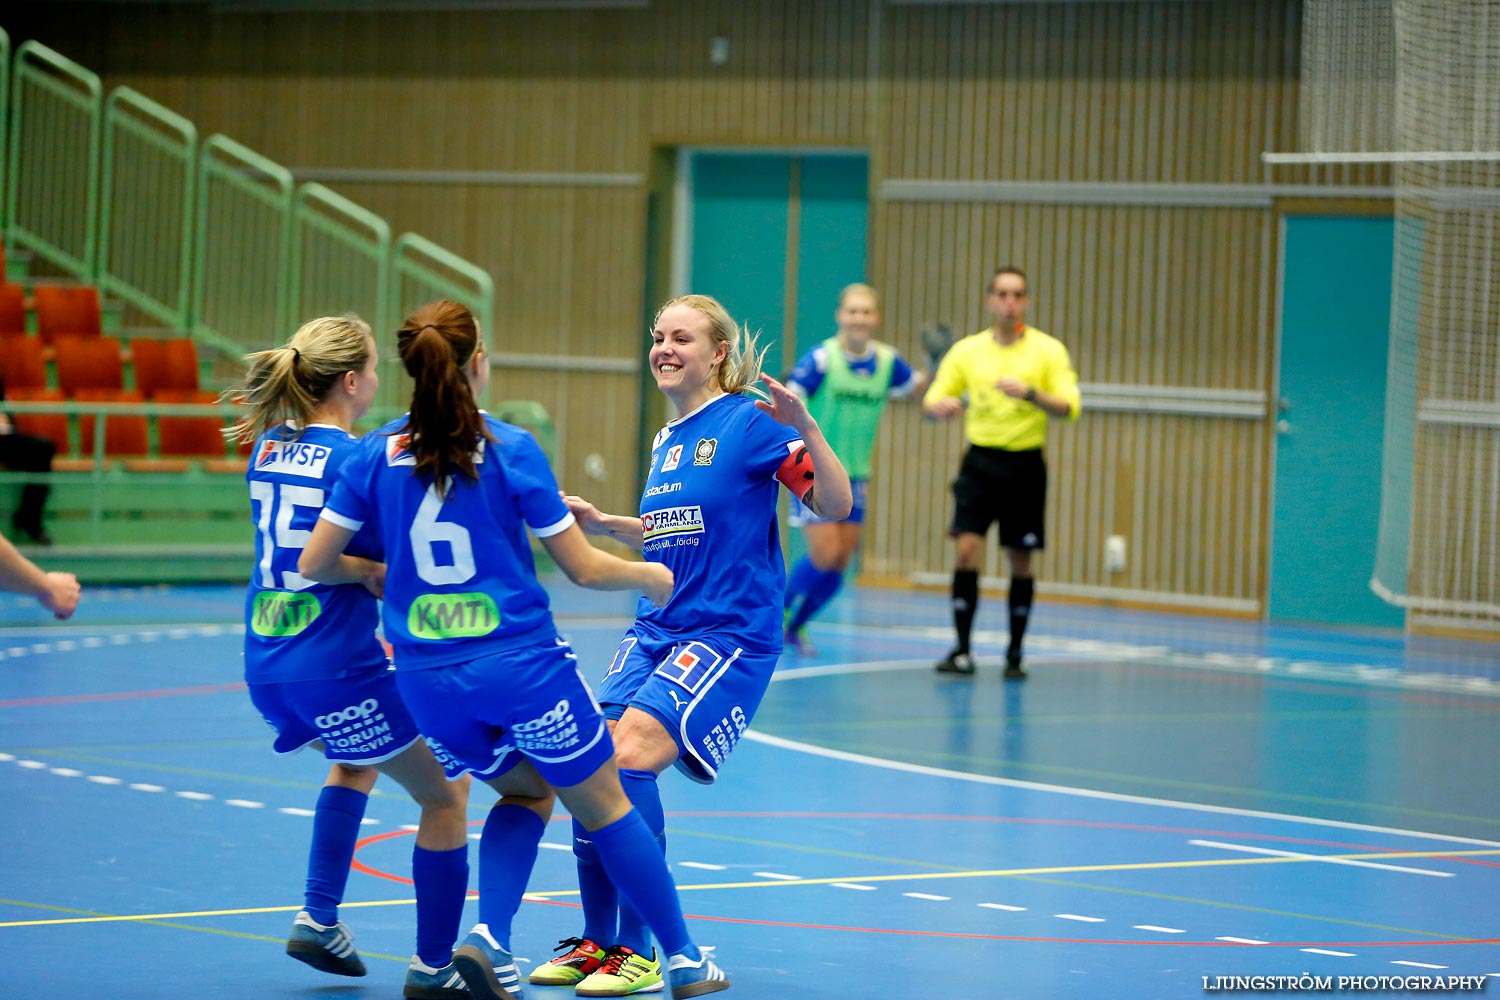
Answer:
[
  {"left": 531, "top": 511, "right": 576, "bottom": 538},
  {"left": 320, "top": 508, "right": 364, "bottom": 532}
]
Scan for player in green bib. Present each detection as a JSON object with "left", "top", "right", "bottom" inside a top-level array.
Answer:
[{"left": 783, "top": 284, "right": 928, "bottom": 653}]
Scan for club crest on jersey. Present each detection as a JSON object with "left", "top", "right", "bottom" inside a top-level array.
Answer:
[
  {"left": 693, "top": 438, "right": 717, "bottom": 466},
  {"left": 661, "top": 444, "right": 684, "bottom": 472},
  {"left": 641, "top": 505, "right": 704, "bottom": 540},
  {"left": 256, "top": 439, "right": 332, "bottom": 478}
]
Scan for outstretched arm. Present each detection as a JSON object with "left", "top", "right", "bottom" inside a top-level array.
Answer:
[
  {"left": 561, "top": 492, "right": 646, "bottom": 551},
  {"left": 0, "top": 535, "right": 80, "bottom": 620},
  {"left": 541, "top": 522, "right": 672, "bottom": 606}
]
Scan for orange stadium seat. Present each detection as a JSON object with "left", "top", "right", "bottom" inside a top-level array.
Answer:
[
  {"left": 34, "top": 286, "right": 102, "bottom": 345},
  {"left": 131, "top": 337, "right": 200, "bottom": 397},
  {"left": 0, "top": 283, "right": 26, "bottom": 335},
  {"left": 74, "top": 387, "right": 149, "bottom": 458},
  {"left": 5, "top": 386, "right": 70, "bottom": 454},
  {"left": 154, "top": 388, "right": 228, "bottom": 459},
  {"left": 0, "top": 335, "right": 49, "bottom": 390},
  {"left": 55, "top": 335, "right": 125, "bottom": 394}
]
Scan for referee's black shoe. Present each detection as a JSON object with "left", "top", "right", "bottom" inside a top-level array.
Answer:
[
  {"left": 934, "top": 649, "right": 976, "bottom": 675},
  {"left": 1003, "top": 651, "right": 1027, "bottom": 680}
]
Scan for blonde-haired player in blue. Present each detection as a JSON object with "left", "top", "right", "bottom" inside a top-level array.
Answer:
[
  {"left": 301, "top": 299, "right": 732, "bottom": 1000},
  {"left": 229, "top": 314, "right": 472, "bottom": 999},
  {"left": 781, "top": 283, "right": 927, "bottom": 654},
  {"left": 533, "top": 294, "right": 851, "bottom": 997}
]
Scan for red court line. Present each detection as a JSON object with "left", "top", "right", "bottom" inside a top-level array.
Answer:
[{"left": 0, "top": 682, "right": 246, "bottom": 708}]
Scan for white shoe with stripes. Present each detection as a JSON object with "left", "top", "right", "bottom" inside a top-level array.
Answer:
[
  {"left": 453, "top": 923, "right": 524, "bottom": 1000},
  {"left": 285, "top": 910, "right": 366, "bottom": 977}
]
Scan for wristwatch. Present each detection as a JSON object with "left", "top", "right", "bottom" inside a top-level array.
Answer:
[{"left": 1025, "top": 386, "right": 1038, "bottom": 403}]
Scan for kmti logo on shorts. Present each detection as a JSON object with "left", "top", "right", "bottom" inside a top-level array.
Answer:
[
  {"left": 641, "top": 505, "right": 704, "bottom": 540},
  {"left": 255, "top": 440, "right": 332, "bottom": 478},
  {"left": 408, "top": 592, "right": 501, "bottom": 639},
  {"left": 251, "top": 591, "right": 323, "bottom": 636}
]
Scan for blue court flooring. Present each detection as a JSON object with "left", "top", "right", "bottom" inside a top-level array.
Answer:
[{"left": 2, "top": 582, "right": 1497, "bottom": 999}]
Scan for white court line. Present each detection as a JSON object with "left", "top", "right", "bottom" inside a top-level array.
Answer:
[
  {"left": 904, "top": 892, "right": 950, "bottom": 901},
  {"left": 979, "top": 903, "right": 1026, "bottom": 911},
  {"left": 752, "top": 872, "right": 801, "bottom": 881},
  {"left": 1055, "top": 914, "right": 1106, "bottom": 923},
  {"left": 1393, "top": 961, "right": 1448, "bottom": 969},
  {"left": 538, "top": 842, "right": 572, "bottom": 851},
  {"left": 1217, "top": 937, "right": 1269, "bottom": 945},
  {"left": 1188, "top": 839, "right": 1454, "bottom": 877},
  {"left": 1303, "top": 948, "right": 1357, "bottom": 957},
  {"left": 1135, "top": 925, "right": 1186, "bottom": 934},
  {"left": 743, "top": 705, "right": 1500, "bottom": 850},
  {"left": 832, "top": 883, "right": 877, "bottom": 891},
  {"left": 678, "top": 862, "right": 726, "bottom": 871}
]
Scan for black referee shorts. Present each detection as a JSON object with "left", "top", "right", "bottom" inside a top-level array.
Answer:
[{"left": 949, "top": 445, "right": 1047, "bottom": 550}]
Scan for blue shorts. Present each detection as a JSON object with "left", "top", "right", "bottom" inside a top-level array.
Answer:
[
  {"left": 789, "top": 477, "right": 867, "bottom": 527},
  {"left": 248, "top": 666, "right": 423, "bottom": 765},
  {"left": 395, "top": 636, "right": 615, "bottom": 788},
  {"left": 598, "top": 626, "right": 778, "bottom": 785}
]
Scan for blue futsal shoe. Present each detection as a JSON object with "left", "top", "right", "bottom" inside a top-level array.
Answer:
[
  {"left": 404, "top": 955, "right": 469, "bottom": 1000},
  {"left": 666, "top": 946, "right": 730, "bottom": 998},
  {"left": 453, "top": 923, "right": 524, "bottom": 1000},
  {"left": 285, "top": 910, "right": 366, "bottom": 977}
]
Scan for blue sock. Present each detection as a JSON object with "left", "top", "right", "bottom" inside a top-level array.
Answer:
[
  {"left": 573, "top": 817, "right": 617, "bottom": 945},
  {"left": 413, "top": 843, "right": 469, "bottom": 969},
  {"left": 304, "top": 785, "right": 368, "bottom": 926},
  {"left": 783, "top": 555, "right": 820, "bottom": 626},
  {"left": 476, "top": 803, "right": 545, "bottom": 951},
  {"left": 590, "top": 809, "right": 697, "bottom": 960},
  {"left": 787, "top": 566, "right": 843, "bottom": 633},
  {"left": 614, "top": 769, "right": 666, "bottom": 954}
]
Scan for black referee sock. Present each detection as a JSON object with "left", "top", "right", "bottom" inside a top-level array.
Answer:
[
  {"left": 952, "top": 569, "right": 979, "bottom": 654},
  {"left": 1008, "top": 576, "right": 1035, "bottom": 660}
]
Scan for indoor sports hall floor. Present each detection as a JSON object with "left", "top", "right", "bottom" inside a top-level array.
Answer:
[{"left": 3, "top": 581, "right": 1497, "bottom": 999}]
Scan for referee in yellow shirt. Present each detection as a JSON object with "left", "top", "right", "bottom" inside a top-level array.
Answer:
[{"left": 923, "top": 267, "right": 1080, "bottom": 679}]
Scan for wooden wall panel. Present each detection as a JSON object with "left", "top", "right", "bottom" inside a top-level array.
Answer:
[{"left": 6, "top": 0, "right": 1432, "bottom": 614}]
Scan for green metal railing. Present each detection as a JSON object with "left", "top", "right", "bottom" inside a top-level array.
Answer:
[
  {"left": 6, "top": 40, "right": 102, "bottom": 279},
  {"left": 393, "top": 232, "right": 495, "bottom": 339},
  {"left": 0, "top": 27, "right": 11, "bottom": 232},
  {"left": 290, "top": 181, "right": 391, "bottom": 332},
  {"left": 100, "top": 87, "right": 197, "bottom": 329}
]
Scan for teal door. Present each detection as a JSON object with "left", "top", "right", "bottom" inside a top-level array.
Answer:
[
  {"left": 1270, "top": 216, "right": 1402, "bottom": 628},
  {"left": 687, "top": 152, "right": 869, "bottom": 371}
]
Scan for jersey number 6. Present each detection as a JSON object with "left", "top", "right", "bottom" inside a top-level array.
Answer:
[{"left": 411, "top": 485, "right": 477, "bottom": 585}]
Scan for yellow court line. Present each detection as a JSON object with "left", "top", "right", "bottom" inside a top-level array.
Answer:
[{"left": 3, "top": 847, "right": 1496, "bottom": 929}]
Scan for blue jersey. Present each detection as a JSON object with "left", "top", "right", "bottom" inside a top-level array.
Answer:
[
  {"left": 243, "top": 423, "right": 386, "bottom": 684},
  {"left": 785, "top": 341, "right": 918, "bottom": 399},
  {"left": 323, "top": 414, "right": 574, "bottom": 670},
  {"left": 637, "top": 393, "right": 807, "bottom": 653}
]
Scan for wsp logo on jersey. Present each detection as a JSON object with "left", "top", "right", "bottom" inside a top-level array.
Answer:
[
  {"left": 386, "top": 433, "right": 416, "bottom": 467},
  {"left": 256, "top": 440, "right": 333, "bottom": 478},
  {"left": 641, "top": 505, "right": 704, "bottom": 540},
  {"left": 250, "top": 590, "right": 323, "bottom": 636}
]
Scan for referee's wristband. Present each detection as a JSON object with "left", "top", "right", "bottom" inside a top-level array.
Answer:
[{"left": 1024, "top": 387, "right": 1038, "bottom": 403}]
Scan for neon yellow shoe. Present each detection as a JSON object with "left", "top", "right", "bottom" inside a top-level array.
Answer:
[
  {"left": 574, "top": 946, "right": 664, "bottom": 997},
  {"left": 527, "top": 937, "right": 607, "bottom": 986}
]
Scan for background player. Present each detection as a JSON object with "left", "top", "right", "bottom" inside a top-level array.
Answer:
[{"left": 781, "top": 282, "right": 927, "bottom": 653}]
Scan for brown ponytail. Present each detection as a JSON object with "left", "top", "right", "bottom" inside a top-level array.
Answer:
[{"left": 396, "top": 300, "right": 494, "bottom": 497}]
